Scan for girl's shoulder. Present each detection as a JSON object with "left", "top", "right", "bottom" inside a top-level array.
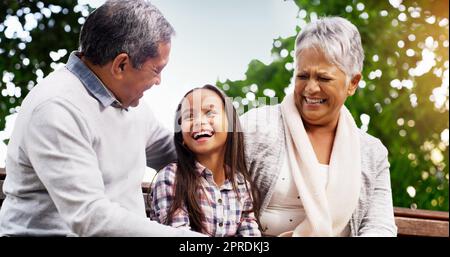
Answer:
[
  {"left": 160, "top": 162, "right": 179, "bottom": 172},
  {"left": 155, "top": 162, "right": 179, "bottom": 184},
  {"left": 234, "top": 172, "right": 247, "bottom": 185}
]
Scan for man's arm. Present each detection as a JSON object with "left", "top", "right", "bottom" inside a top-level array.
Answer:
[{"left": 144, "top": 108, "right": 177, "bottom": 171}]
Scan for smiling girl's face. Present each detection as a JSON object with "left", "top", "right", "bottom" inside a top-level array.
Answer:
[{"left": 180, "top": 89, "right": 228, "bottom": 157}]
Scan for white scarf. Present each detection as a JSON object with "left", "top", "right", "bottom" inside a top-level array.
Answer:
[{"left": 280, "top": 93, "right": 361, "bottom": 236}]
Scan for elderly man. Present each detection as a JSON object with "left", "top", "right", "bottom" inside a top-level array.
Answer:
[{"left": 0, "top": 0, "right": 202, "bottom": 236}]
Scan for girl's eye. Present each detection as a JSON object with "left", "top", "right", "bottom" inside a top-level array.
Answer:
[
  {"left": 206, "top": 110, "right": 217, "bottom": 117},
  {"left": 297, "top": 75, "right": 308, "bottom": 80}
]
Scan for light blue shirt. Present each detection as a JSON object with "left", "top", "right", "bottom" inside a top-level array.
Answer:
[{"left": 66, "top": 52, "right": 123, "bottom": 109}]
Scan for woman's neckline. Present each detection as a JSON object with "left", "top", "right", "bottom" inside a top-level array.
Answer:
[{"left": 318, "top": 163, "right": 329, "bottom": 168}]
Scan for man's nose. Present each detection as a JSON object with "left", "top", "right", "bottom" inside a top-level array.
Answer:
[{"left": 154, "top": 74, "right": 161, "bottom": 86}]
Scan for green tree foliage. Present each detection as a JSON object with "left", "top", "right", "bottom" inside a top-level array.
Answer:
[
  {"left": 0, "top": 0, "right": 89, "bottom": 132},
  {"left": 217, "top": 0, "right": 449, "bottom": 211}
]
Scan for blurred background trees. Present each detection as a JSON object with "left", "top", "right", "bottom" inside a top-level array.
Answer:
[
  {"left": 0, "top": 0, "right": 90, "bottom": 133},
  {"left": 0, "top": 0, "right": 448, "bottom": 211},
  {"left": 216, "top": 0, "right": 449, "bottom": 211}
]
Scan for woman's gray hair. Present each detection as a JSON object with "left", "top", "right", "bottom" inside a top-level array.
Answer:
[
  {"left": 79, "top": 0, "right": 175, "bottom": 68},
  {"left": 294, "top": 17, "right": 364, "bottom": 79}
]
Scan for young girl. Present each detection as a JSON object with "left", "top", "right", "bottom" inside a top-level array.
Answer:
[{"left": 150, "top": 84, "right": 261, "bottom": 237}]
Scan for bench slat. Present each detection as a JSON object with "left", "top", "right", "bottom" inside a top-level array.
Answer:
[
  {"left": 395, "top": 216, "right": 449, "bottom": 237},
  {"left": 394, "top": 207, "right": 449, "bottom": 221}
]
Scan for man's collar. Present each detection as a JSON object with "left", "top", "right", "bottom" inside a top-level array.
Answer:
[{"left": 66, "top": 51, "right": 128, "bottom": 111}]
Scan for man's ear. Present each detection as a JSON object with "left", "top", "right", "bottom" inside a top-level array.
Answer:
[
  {"left": 111, "top": 53, "right": 129, "bottom": 79},
  {"left": 347, "top": 73, "right": 361, "bottom": 96}
]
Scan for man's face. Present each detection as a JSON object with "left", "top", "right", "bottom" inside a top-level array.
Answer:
[{"left": 121, "top": 41, "right": 171, "bottom": 108}]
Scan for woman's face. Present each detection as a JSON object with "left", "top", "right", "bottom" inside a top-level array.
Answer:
[
  {"left": 180, "top": 89, "right": 228, "bottom": 157},
  {"left": 294, "top": 47, "right": 360, "bottom": 127}
]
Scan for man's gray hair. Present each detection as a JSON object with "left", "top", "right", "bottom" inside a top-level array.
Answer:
[
  {"left": 294, "top": 17, "right": 364, "bottom": 79},
  {"left": 79, "top": 0, "right": 175, "bottom": 68}
]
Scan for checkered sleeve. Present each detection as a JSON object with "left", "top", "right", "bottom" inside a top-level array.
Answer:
[
  {"left": 236, "top": 181, "right": 262, "bottom": 237},
  {"left": 150, "top": 163, "right": 190, "bottom": 229}
]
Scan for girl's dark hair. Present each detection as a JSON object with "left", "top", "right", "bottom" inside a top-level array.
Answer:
[{"left": 165, "top": 84, "right": 261, "bottom": 234}]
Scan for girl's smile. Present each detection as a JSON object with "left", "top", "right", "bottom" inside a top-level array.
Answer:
[{"left": 191, "top": 129, "right": 215, "bottom": 143}]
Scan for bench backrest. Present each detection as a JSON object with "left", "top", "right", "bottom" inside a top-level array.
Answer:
[
  {"left": 394, "top": 207, "right": 448, "bottom": 237},
  {"left": 0, "top": 168, "right": 448, "bottom": 237}
]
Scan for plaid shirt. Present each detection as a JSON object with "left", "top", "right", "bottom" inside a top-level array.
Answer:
[{"left": 150, "top": 162, "right": 261, "bottom": 237}]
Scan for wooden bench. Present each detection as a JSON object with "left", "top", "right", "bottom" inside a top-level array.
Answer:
[
  {"left": 1, "top": 168, "right": 448, "bottom": 237},
  {"left": 394, "top": 206, "right": 448, "bottom": 237}
]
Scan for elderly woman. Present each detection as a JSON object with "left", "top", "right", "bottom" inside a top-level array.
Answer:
[{"left": 241, "top": 17, "right": 397, "bottom": 236}]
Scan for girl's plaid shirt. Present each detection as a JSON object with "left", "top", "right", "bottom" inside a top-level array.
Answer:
[{"left": 149, "top": 162, "right": 261, "bottom": 237}]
